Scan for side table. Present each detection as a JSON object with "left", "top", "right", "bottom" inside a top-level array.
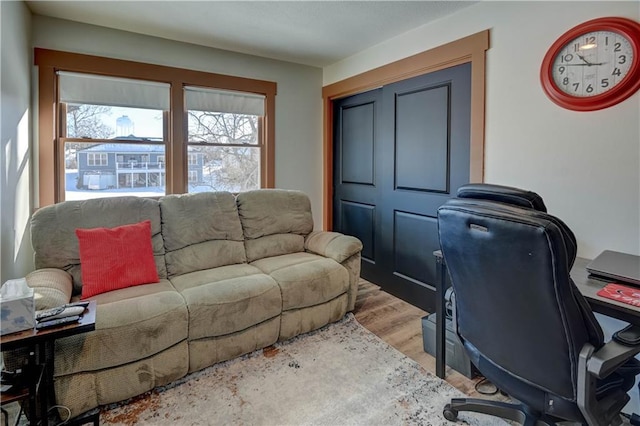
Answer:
[{"left": 1, "top": 301, "right": 97, "bottom": 425}]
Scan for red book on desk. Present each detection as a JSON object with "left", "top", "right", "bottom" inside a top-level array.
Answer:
[{"left": 597, "top": 283, "right": 640, "bottom": 307}]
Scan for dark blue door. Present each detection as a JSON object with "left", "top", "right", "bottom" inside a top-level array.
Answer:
[{"left": 333, "top": 63, "right": 471, "bottom": 312}]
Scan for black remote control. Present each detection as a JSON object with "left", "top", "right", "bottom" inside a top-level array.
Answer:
[
  {"left": 64, "top": 301, "right": 90, "bottom": 309},
  {"left": 35, "top": 315, "right": 81, "bottom": 330}
]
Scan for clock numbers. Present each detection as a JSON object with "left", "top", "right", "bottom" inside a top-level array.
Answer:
[{"left": 551, "top": 30, "right": 634, "bottom": 97}]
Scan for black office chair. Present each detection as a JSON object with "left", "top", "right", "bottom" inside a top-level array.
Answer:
[
  {"left": 456, "top": 183, "right": 548, "bottom": 212},
  {"left": 437, "top": 184, "right": 640, "bottom": 425}
]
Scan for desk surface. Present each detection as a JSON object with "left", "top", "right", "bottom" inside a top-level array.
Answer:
[{"left": 572, "top": 257, "right": 640, "bottom": 325}]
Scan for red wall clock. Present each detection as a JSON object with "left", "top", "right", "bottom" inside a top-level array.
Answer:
[{"left": 540, "top": 17, "right": 640, "bottom": 111}]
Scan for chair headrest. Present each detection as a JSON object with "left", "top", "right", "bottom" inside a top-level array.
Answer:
[
  {"left": 443, "top": 198, "right": 576, "bottom": 267},
  {"left": 457, "top": 183, "right": 547, "bottom": 212}
]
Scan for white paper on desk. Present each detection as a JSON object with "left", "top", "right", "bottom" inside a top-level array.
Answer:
[{"left": 1, "top": 278, "right": 35, "bottom": 335}]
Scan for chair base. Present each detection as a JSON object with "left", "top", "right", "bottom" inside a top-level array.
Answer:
[{"left": 444, "top": 398, "right": 557, "bottom": 426}]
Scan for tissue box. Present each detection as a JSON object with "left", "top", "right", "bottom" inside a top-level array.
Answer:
[{"left": 1, "top": 278, "right": 35, "bottom": 335}]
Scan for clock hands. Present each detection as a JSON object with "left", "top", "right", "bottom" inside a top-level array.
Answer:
[
  {"left": 563, "top": 63, "right": 607, "bottom": 66},
  {"left": 576, "top": 53, "right": 591, "bottom": 65},
  {"left": 574, "top": 53, "right": 607, "bottom": 66}
]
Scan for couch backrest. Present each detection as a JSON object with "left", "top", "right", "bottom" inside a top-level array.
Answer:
[
  {"left": 160, "top": 191, "right": 246, "bottom": 277},
  {"left": 236, "top": 189, "right": 314, "bottom": 262},
  {"left": 31, "top": 196, "right": 166, "bottom": 295}
]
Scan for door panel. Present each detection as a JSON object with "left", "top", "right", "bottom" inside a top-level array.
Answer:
[
  {"left": 333, "top": 89, "right": 382, "bottom": 279},
  {"left": 393, "top": 211, "right": 439, "bottom": 285},
  {"left": 340, "top": 200, "right": 376, "bottom": 262},
  {"left": 395, "top": 85, "right": 449, "bottom": 192},
  {"left": 341, "top": 103, "right": 375, "bottom": 185},
  {"left": 333, "top": 63, "right": 471, "bottom": 312}
]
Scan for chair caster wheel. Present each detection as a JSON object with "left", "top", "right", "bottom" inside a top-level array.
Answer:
[{"left": 443, "top": 404, "right": 458, "bottom": 422}]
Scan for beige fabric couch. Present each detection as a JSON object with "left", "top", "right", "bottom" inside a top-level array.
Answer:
[{"left": 14, "top": 189, "right": 362, "bottom": 417}]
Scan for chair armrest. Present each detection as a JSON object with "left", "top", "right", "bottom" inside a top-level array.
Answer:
[
  {"left": 588, "top": 337, "right": 640, "bottom": 379},
  {"left": 577, "top": 332, "right": 640, "bottom": 426},
  {"left": 305, "top": 231, "right": 363, "bottom": 263},
  {"left": 25, "top": 268, "right": 73, "bottom": 310}
]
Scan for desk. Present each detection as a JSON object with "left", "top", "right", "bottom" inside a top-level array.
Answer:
[
  {"left": 432, "top": 253, "right": 640, "bottom": 379},
  {"left": 571, "top": 257, "right": 640, "bottom": 326},
  {"left": 1, "top": 301, "right": 96, "bottom": 425}
]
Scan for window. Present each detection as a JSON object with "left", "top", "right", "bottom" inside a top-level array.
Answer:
[
  {"left": 87, "top": 153, "right": 108, "bottom": 166},
  {"left": 186, "top": 87, "right": 263, "bottom": 193},
  {"left": 35, "top": 48, "right": 276, "bottom": 205},
  {"left": 58, "top": 72, "right": 169, "bottom": 200}
]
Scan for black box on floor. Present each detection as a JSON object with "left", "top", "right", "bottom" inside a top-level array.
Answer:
[{"left": 422, "top": 313, "right": 478, "bottom": 379}]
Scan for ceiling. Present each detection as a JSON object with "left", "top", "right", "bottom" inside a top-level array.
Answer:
[{"left": 26, "top": 1, "right": 479, "bottom": 67}]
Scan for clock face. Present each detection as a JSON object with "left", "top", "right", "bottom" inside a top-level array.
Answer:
[
  {"left": 540, "top": 17, "right": 640, "bottom": 111},
  {"left": 552, "top": 30, "right": 634, "bottom": 97}
]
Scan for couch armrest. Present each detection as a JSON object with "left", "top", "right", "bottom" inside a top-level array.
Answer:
[
  {"left": 25, "top": 268, "right": 73, "bottom": 310},
  {"left": 305, "top": 231, "right": 363, "bottom": 263}
]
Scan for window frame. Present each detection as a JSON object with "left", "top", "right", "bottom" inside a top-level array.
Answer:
[
  {"left": 35, "top": 48, "right": 276, "bottom": 206},
  {"left": 87, "top": 153, "right": 108, "bottom": 167}
]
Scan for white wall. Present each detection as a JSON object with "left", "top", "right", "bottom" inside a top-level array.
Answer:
[
  {"left": 1, "top": 1, "right": 33, "bottom": 283},
  {"left": 31, "top": 15, "right": 324, "bottom": 225},
  {"left": 324, "top": 1, "right": 640, "bottom": 260}
]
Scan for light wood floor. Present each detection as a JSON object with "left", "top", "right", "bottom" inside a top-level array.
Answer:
[{"left": 353, "top": 278, "right": 490, "bottom": 398}]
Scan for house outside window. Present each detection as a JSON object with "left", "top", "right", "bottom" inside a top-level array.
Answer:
[{"left": 35, "top": 48, "right": 276, "bottom": 205}]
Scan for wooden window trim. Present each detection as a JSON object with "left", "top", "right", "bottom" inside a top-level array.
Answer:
[
  {"left": 321, "top": 30, "right": 489, "bottom": 230},
  {"left": 35, "top": 48, "right": 277, "bottom": 206}
]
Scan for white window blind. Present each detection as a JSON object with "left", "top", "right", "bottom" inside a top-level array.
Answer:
[
  {"left": 58, "top": 72, "right": 170, "bottom": 110},
  {"left": 185, "top": 86, "right": 265, "bottom": 116}
]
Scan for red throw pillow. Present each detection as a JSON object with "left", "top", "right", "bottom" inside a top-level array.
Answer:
[{"left": 76, "top": 220, "right": 159, "bottom": 299}]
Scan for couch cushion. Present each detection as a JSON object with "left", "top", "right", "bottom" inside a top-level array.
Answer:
[
  {"left": 30, "top": 196, "right": 166, "bottom": 295},
  {"left": 160, "top": 192, "right": 246, "bottom": 277},
  {"left": 55, "top": 280, "right": 188, "bottom": 376},
  {"left": 251, "top": 252, "right": 349, "bottom": 310},
  {"left": 280, "top": 295, "right": 348, "bottom": 340},
  {"left": 169, "top": 264, "right": 282, "bottom": 339},
  {"left": 76, "top": 220, "right": 159, "bottom": 299},
  {"left": 236, "top": 189, "right": 314, "bottom": 262}
]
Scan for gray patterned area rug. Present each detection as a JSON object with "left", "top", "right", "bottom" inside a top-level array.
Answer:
[{"left": 100, "top": 314, "right": 505, "bottom": 425}]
